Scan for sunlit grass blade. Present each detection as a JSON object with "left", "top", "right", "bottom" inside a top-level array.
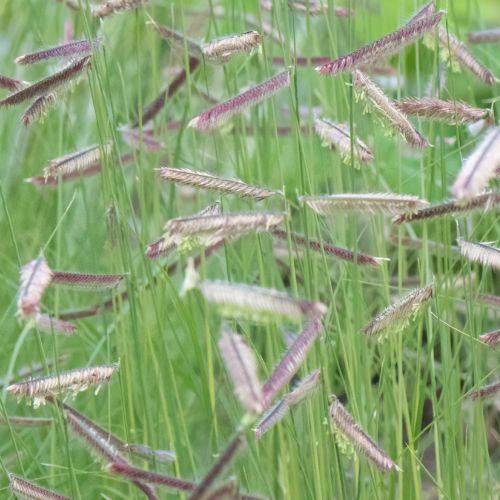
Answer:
[
  {"left": 219, "top": 330, "right": 263, "bottom": 414},
  {"left": 0, "top": 55, "right": 91, "bottom": 107},
  {"left": 329, "top": 395, "right": 400, "bottom": 472},
  {"left": 361, "top": 284, "right": 433, "bottom": 338},
  {"left": 188, "top": 68, "right": 291, "bottom": 130},
  {"left": 158, "top": 167, "right": 281, "bottom": 200},
  {"left": 352, "top": 70, "right": 428, "bottom": 148}
]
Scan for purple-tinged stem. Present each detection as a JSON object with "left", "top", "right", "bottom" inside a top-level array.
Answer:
[{"left": 0, "top": 416, "right": 53, "bottom": 427}]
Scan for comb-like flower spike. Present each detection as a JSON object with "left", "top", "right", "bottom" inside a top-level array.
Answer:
[
  {"left": 219, "top": 330, "right": 263, "bottom": 414},
  {"left": 352, "top": 70, "right": 428, "bottom": 148},
  {"left": 314, "top": 118, "right": 373, "bottom": 166},
  {"left": 43, "top": 142, "right": 112, "bottom": 177},
  {"left": 188, "top": 69, "right": 291, "bottom": 130},
  {"left": 158, "top": 167, "right": 280, "bottom": 200},
  {"left": 202, "top": 31, "right": 262, "bottom": 64},
  {"left": 394, "top": 97, "right": 492, "bottom": 125},
  {"left": 0, "top": 75, "right": 28, "bottom": 91},
  {"left": 51, "top": 271, "right": 125, "bottom": 290},
  {"left": 458, "top": 238, "right": 500, "bottom": 270},
  {"left": 452, "top": 128, "right": 500, "bottom": 199},
  {"left": 17, "top": 256, "right": 54, "bottom": 316},
  {"left": 92, "top": 0, "right": 148, "bottom": 17},
  {"left": 9, "top": 474, "right": 72, "bottom": 500},
  {"left": 329, "top": 395, "right": 400, "bottom": 472},
  {"left": 7, "top": 363, "right": 118, "bottom": 408},
  {"left": 437, "top": 27, "right": 498, "bottom": 85},
  {"left": 316, "top": 11, "right": 442, "bottom": 76},
  {"left": 392, "top": 191, "right": 500, "bottom": 224},
  {"left": 300, "top": 193, "right": 428, "bottom": 215},
  {"left": 148, "top": 20, "right": 204, "bottom": 58},
  {"left": 188, "top": 433, "right": 246, "bottom": 500},
  {"left": 467, "top": 380, "right": 500, "bottom": 400},
  {"left": 0, "top": 55, "right": 91, "bottom": 107},
  {"left": 271, "top": 228, "right": 388, "bottom": 266},
  {"left": 197, "top": 280, "right": 326, "bottom": 323},
  {"left": 21, "top": 93, "right": 57, "bottom": 127},
  {"left": 361, "top": 284, "right": 433, "bottom": 338},
  {"left": 468, "top": 28, "right": 500, "bottom": 44},
  {"left": 262, "top": 318, "right": 323, "bottom": 408},
  {"left": 287, "top": 0, "right": 353, "bottom": 16},
  {"left": 33, "top": 313, "right": 77, "bottom": 336},
  {"left": 15, "top": 38, "right": 101, "bottom": 65},
  {"left": 479, "top": 329, "right": 500, "bottom": 347}
]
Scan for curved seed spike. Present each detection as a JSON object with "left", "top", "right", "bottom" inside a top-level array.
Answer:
[
  {"left": 0, "top": 74, "right": 28, "bottom": 91},
  {"left": 253, "top": 398, "right": 290, "bottom": 439},
  {"left": 188, "top": 69, "right": 291, "bottom": 130},
  {"left": 262, "top": 317, "right": 323, "bottom": 408},
  {"left": 9, "top": 474, "right": 72, "bottom": 500},
  {"left": 393, "top": 191, "right": 500, "bottom": 224},
  {"left": 92, "top": 0, "right": 148, "bottom": 17},
  {"left": 352, "top": 70, "right": 428, "bottom": 148},
  {"left": 202, "top": 31, "right": 262, "bottom": 64},
  {"left": 362, "top": 284, "right": 433, "bottom": 337},
  {"left": 33, "top": 314, "right": 77, "bottom": 336},
  {"left": 147, "top": 19, "right": 203, "bottom": 58},
  {"left": 51, "top": 271, "right": 124, "bottom": 290},
  {"left": 17, "top": 256, "right": 54, "bottom": 316},
  {"left": 468, "top": 28, "right": 500, "bottom": 44},
  {"left": 316, "top": 11, "right": 442, "bottom": 75},
  {"left": 300, "top": 193, "right": 428, "bottom": 215},
  {"left": 329, "top": 395, "right": 400, "bottom": 472},
  {"left": 467, "top": 380, "right": 500, "bottom": 400},
  {"left": 0, "top": 55, "right": 91, "bottom": 107},
  {"left": 219, "top": 330, "right": 263, "bottom": 414},
  {"left": 15, "top": 38, "right": 100, "bottom": 65},
  {"left": 479, "top": 329, "right": 500, "bottom": 347},
  {"left": 458, "top": 238, "right": 500, "bottom": 269},
  {"left": 158, "top": 167, "right": 280, "bottom": 200},
  {"left": 452, "top": 128, "right": 500, "bottom": 200}
]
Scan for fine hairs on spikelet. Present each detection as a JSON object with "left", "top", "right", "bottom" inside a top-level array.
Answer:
[
  {"left": 33, "top": 313, "right": 77, "bottom": 336},
  {"left": 361, "top": 284, "right": 434, "bottom": 338},
  {"left": 15, "top": 38, "right": 101, "bottom": 65},
  {"left": 392, "top": 191, "right": 500, "bottom": 224},
  {"left": 51, "top": 270, "right": 125, "bottom": 290},
  {"left": 394, "top": 97, "right": 492, "bottom": 125},
  {"left": 148, "top": 20, "right": 204, "bottom": 59},
  {"left": 262, "top": 317, "right": 323, "bottom": 408},
  {"left": 0, "top": 55, "right": 91, "bottom": 107},
  {"left": 316, "top": 9, "right": 442, "bottom": 76},
  {"left": 188, "top": 433, "right": 245, "bottom": 500},
  {"left": 166, "top": 212, "right": 285, "bottom": 247},
  {"left": 218, "top": 330, "right": 263, "bottom": 414},
  {"left": 479, "top": 329, "right": 500, "bottom": 347},
  {"left": 0, "top": 74, "right": 28, "bottom": 91},
  {"left": 458, "top": 238, "right": 500, "bottom": 270},
  {"left": 188, "top": 68, "right": 291, "bottom": 130},
  {"left": 329, "top": 395, "right": 400, "bottom": 472},
  {"left": 437, "top": 26, "right": 498, "bottom": 85},
  {"left": 452, "top": 128, "right": 500, "bottom": 200},
  {"left": 92, "top": 0, "right": 148, "bottom": 17},
  {"left": 17, "top": 256, "right": 54, "bottom": 316},
  {"left": 21, "top": 93, "right": 57, "bottom": 127},
  {"left": 469, "top": 28, "right": 500, "bottom": 44},
  {"left": 146, "top": 202, "right": 221, "bottom": 259},
  {"left": 197, "top": 280, "right": 327, "bottom": 323},
  {"left": 9, "top": 474, "right": 72, "bottom": 500},
  {"left": 352, "top": 70, "right": 428, "bottom": 148},
  {"left": 201, "top": 31, "right": 262, "bottom": 64},
  {"left": 158, "top": 167, "right": 280, "bottom": 200},
  {"left": 313, "top": 118, "right": 374, "bottom": 166},
  {"left": 467, "top": 381, "right": 500, "bottom": 400},
  {"left": 300, "top": 192, "right": 429, "bottom": 216},
  {"left": 43, "top": 142, "right": 112, "bottom": 177},
  {"left": 254, "top": 369, "right": 320, "bottom": 438},
  {"left": 7, "top": 363, "right": 119, "bottom": 408},
  {"left": 271, "top": 227, "right": 388, "bottom": 266}
]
